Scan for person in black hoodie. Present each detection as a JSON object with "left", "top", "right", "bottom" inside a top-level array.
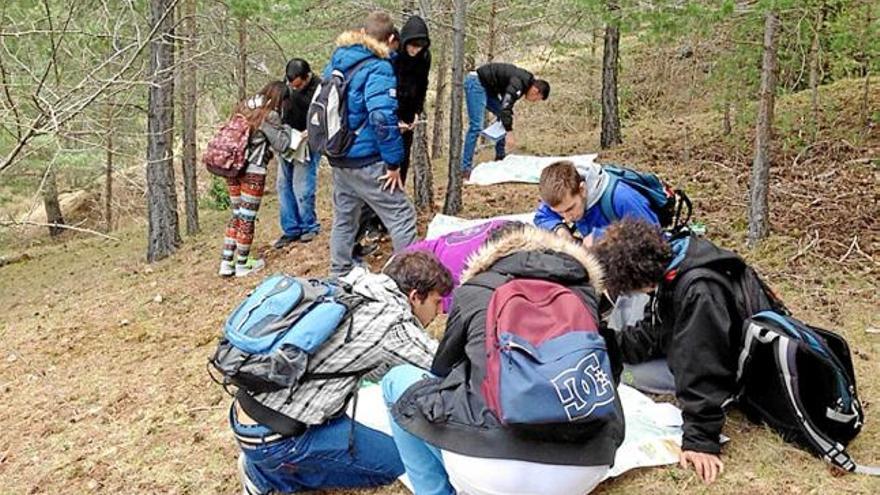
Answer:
[
  {"left": 274, "top": 58, "right": 323, "bottom": 249},
  {"left": 381, "top": 225, "right": 629, "bottom": 495},
  {"left": 460, "top": 62, "right": 550, "bottom": 176},
  {"left": 590, "top": 219, "right": 781, "bottom": 485},
  {"left": 354, "top": 16, "right": 432, "bottom": 259}
]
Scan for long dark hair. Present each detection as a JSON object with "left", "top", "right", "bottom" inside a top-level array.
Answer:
[{"left": 234, "top": 80, "right": 286, "bottom": 132}]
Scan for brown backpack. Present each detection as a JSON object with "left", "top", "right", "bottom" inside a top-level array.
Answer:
[{"left": 203, "top": 114, "right": 250, "bottom": 177}]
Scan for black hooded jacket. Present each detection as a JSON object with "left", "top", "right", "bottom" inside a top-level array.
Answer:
[
  {"left": 281, "top": 74, "right": 321, "bottom": 131},
  {"left": 616, "top": 235, "right": 776, "bottom": 455},
  {"left": 392, "top": 227, "right": 624, "bottom": 466},
  {"left": 395, "top": 16, "right": 431, "bottom": 124},
  {"left": 476, "top": 63, "right": 535, "bottom": 131}
]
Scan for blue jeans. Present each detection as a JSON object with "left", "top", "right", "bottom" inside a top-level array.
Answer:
[
  {"left": 381, "top": 365, "right": 455, "bottom": 495},
  {"left": 231, "top": 405, "right": 404, "bottom": 494},
  {"left": 622, "top": 359, "right": 676, "bottom": 395},
  {"left": 461, "top": 73, "right": 506, "bottom": 173},
  {"left": 277, "top": 152, "right": 320, "bottom": 238}
]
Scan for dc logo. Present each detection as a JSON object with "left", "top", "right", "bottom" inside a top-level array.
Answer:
[{"left": 551, "top": 353, "right": 614, "bottom": 421}]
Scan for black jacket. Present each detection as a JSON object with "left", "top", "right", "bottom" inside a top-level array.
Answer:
[
  {"left": 395, "top": 16, "right": 431, "bottom": 124},
  {"left": 281, "top": 74, "right": 321, "bottom": 131},
  {"left": 476, "top": 63, "right": 535, "bottom": 131},
  {"left": 616, "top": 235, "right": 775, "bottom": 454},
  {"left": 392, "top": 227, "right": 624, "bottom": 466}
]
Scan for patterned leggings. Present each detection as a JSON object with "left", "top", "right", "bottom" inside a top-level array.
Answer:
[{"left": 222, "top": 172, "right": 267, "bottom": 265}]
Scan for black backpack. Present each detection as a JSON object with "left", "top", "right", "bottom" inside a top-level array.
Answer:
[
  {"left": 737, "top": 311, "right": 878, "bottom": 475},
  {"left": 306, "top": 58, "right": 372, "bottom": 161}
]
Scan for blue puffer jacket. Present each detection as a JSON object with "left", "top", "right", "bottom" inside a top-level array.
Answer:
[{"left": 323, "top": 31, "right": 404, "bottom": 169}]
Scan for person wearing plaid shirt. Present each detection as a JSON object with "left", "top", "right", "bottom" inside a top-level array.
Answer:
[{"left": 230, "top": 251, "right": 453, "bottom": 495}]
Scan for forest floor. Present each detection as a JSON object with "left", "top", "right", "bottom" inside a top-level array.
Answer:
[{"left": 1, "top": 62, "right": 878, "bottom": 493}]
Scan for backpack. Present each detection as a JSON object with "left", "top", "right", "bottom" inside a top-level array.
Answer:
[
  {"left": 209, "top": 274, "right": 365, "bottom": 396},
  {"left": 477, "top": 275, "right": 620, "bottom": 436},
  {"left": 307, "top": 59, "right": 373, "bottom": 161},
  {"left": 600, "top": 165, "right": 692, "bottom": 229},
  {"left": 203, "top": 114, "right": 250, "bottom": 177},
  {"left": 737, "top": 311, "right": 879, "bottom": 475}
]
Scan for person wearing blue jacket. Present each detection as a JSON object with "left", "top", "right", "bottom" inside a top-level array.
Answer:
[
  {"left": 534, "top": 160, "right": 658, "bottom": 245},
  {"left": 324, "top": 12, "right": 417, "bottom": 277}
]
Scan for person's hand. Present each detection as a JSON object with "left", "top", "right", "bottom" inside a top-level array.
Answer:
[
  {"left": 398, "top": 121, "right": 414, "bottom": 133},
  {"left": 505, "top": 132, "right": 516, "bottom": 149},
  {"left": 554, "top": 225, "right": 574, "bottom": 240},
  {"left": 680, "top": 450, "right": 724, "bottom": 484},
  {"left": 301, "top": 130, "right": 308, "bottom": 139},
  {"left": 378, "top": 168, "right": 404, "bottom": 193}
]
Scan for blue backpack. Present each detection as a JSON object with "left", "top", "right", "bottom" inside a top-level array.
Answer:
[
  {"left": 600, "top": 165, "right": 691, "bottom": 229},
  {"left": 209, "top": 274, "right": 365, "bottom": 394},
  {"left": 738, "top": 311, "right": 878, "bottom": 475}
]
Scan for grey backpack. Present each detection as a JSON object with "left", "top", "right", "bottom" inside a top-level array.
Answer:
[{"left": 307, "top": 59, "right": 372, "bottom": 161}]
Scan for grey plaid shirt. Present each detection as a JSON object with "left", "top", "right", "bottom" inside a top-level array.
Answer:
[{"left": 250, "top": 267, "right": 437, "bottom": 425}]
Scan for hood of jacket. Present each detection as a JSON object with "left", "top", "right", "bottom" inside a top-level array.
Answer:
[
  {"left": 331, "top": 31, "right": 391, "bottom": 71},
  {"left": 580, "top": 163, "right": 610, "bottom": 209},
  {"left": 400, "top": 16, "right": 430, "bottom": 50},
  {"left": 462, "top": 226, "right": 603, "bottom": 294},
  {"left": 341, "top": 267, "right": 412, "bottom": 315},
  {"left": 667, "top": 235, "right": 742, "bottom": 278}
]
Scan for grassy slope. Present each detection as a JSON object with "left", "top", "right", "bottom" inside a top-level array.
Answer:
[{"left": 0, "top": 60, "right": 878, "bottom": 494}]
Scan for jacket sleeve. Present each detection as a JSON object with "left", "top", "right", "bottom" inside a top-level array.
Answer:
[
  {"left": 534, "top": 201, "right": 565, "bottom": 232},
  {"left": 364, "top": 61, "right": 404, "bottom": 168},
  {"left": 615, "top": 310, "right": 666, "bottom": 364},
  {"left": 612, "top": 185, "right": 660, "bottom": 225},
  {"left": 430, "top": 289, "right": 472, "bottom": 377},
  {"left": 498, "top": 76, "right": 527, "bottom": 131},
  {"left": 669, "top": 280, "right": 736, "bottom": 455},
  {"left": 258, "top": 112, "right": 293, "bottom": 153}
]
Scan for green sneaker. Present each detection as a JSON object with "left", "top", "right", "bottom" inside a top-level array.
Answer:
[{"left": 235, "top": 258, "right": 266, "bottom": 278}]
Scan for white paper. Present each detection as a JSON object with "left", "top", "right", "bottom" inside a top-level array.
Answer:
[
  {"left": 480, "top": 120, "right": 506, "bottom": 141},
  {"left": 425, "top": 212, "right": 535, "bottom": 239},
  {"left": 467, "top": 153, "right": 599, "bottom": 186},
  {"left": 280, "top": 128, "right": 308, "bottom": 163}
]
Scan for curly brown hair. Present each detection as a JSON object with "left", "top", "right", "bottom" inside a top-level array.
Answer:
[
  {"left": 383, "top": 251, "right": 454, "bottom": 300},
  {"left": 589, "top": 219, "right": 672, "bottom": 298}
]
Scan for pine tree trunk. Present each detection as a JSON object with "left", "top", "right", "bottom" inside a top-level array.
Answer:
[
  {"left": 146, "top": 0, "right": 181, "bottom": 262},
  {"left": 487, "top": 0, "right": 498, "bottom": 62},
  {"left": 181, "top": 0, "right": 199, "bottom": 235},
  {"left": 722, "top": 100, "right": 732, "bottom": 136},
  {"left": 42, "top": 165, "right": 65, "bottom": 237},
  {"left": 600, "top": 1, "right": 622, "bottom": 150},
  {"left": 412, "top": 113, "right": 434, "bottom": 211},
  {"left": 431, "top": 39, "right": 448, "bottom": 159},
  {"left": 809, "top": 9, "right": 823, "bottom": 140},
  {"left": 105, "top": 108, "right": 113, "bottom": 233},
  {"left": 443, "top": 0, "right": 466, "bottom": 215},
  {"left": 237, "top": 17, "right": 247, "bottom": 100},
  {"left": 747, "top": 11, "right": 779, "bottom": 248}
]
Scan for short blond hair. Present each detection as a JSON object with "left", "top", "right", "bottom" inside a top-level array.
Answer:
[
  {"left": 539, "top": 161, "right": 582, "bottom": 206},
  {"left": 363, "top": 11, "right": 394, "bottom": 42}
]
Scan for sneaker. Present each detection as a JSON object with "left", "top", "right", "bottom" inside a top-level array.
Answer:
[
  {"left": 235, "top": 258, "right": 266, "bottom": 278},
  {"left": 298, "top": 232, "right": 317, "bottom": 243},
  {"left": 273, "top": 234, "right": 300, "bottom": 250},
  {"left": 219, "top": 260, "right": 235, "bottom": 277},
  {"left": 352, "top": 242, "right": 378, "bottom": 260}
]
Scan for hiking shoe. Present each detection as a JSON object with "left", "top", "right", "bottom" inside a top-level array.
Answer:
[
  {"left": 352, "top": 242, "right": 378, "bottom": 260},
  {"left": 219, "top": 260, "right": 235, "bottom": 277},
  {"left": 273, "top": 234, "right": 300, "bottom": 250},
  {"left": 235, "top": 258, "right": 266, "bottom": 278},
  {"left": 299, "top": 232, "right": 318, "bottom": 243}
]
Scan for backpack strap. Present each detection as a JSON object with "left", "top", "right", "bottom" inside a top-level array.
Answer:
[
  {"left": 599, "top": 174, "right": 620, "bottom": 224},
  {"left": 462, "top": 271, "right": 514, "bottom": 292}
]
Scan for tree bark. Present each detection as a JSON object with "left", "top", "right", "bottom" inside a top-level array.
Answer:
[
  {"left": 105, "top": 108, "right": 113, "bottom": 233},
  {"left": 722, "top": 100, "right": 732, "bottom": 136},
  {"left": 412, "top": 113, "right": 434, "bottom": 211},
  {"left": 146, "top": 0, "right": 181, "bottom": 262},
  {"left": 600, "top": 1, "right": 622, "bottom": 150},
  {"left": 747, "top": 11, "right": 779, "bottom": 248},
  {"left": 443, "top": 0, "right": 466, "bottom": 215},
  {"left": 809, "top": 8, "right": 823, "bottom": 140},
  {"left": 487, "top": 0, "right": 498, "bottom": 62},
  {"left": 42, "top": 165, "right": 65, "bottom": 237},
  {"left": 181, "top": 0, "right": 199, "bottom": 235},
  {"left": 237, "top": 17, "right": 247, "bottom": 101},
  {"left": 431, "top": 38, "right": 449, "bottom": 159}
]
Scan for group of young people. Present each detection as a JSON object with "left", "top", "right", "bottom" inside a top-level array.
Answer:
[{"left": 216, "top": 11, "right": 550, "bottom": 279}]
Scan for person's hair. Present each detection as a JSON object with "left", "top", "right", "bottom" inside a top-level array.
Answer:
[
  {"left": 285, "top": 58, "right": 311, "bottom": 82},
  {"left": 383, "top": 251, "right": 454, "bottom": 300},
  {"left": 389, "top": 27, "right": 400, "bottom": 44},
  {"left": 539, "top": 160, "right": 583, "bottom": 206},
  {"left": 234, "top": 80, "right": 286, "bottom": 132},
  {"left": 406, "top": 37, "right": 429, "bottom": 49},
  {"left": 485, "top": 221, "right": 527, "bottom": 245},
  {"left": 589, "top": 218, "right": 672, "bottom": 298},
  {"left": 363, "top": 11, "right": 395, "bottom": 42},
  {"left": 532, "top": 79, "right": 550, "bottom": 100}
]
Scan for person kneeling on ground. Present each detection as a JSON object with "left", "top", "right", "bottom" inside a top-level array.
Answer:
[
  {"left": 382, "top": 225, "right": 657, "bottom": 495},
  {"left": 590, "top": 219, "right": 784, "bottom": 484},
  {"left": 534, "top": 160, "right": 659, "bottom": 245},
  {"left": 233, "top": 251, "right": 453, "bottom": 494}
]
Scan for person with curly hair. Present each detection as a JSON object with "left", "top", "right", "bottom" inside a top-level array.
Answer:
[{"left": 591, "top": 218, "right": 783, "bottom": 485}]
